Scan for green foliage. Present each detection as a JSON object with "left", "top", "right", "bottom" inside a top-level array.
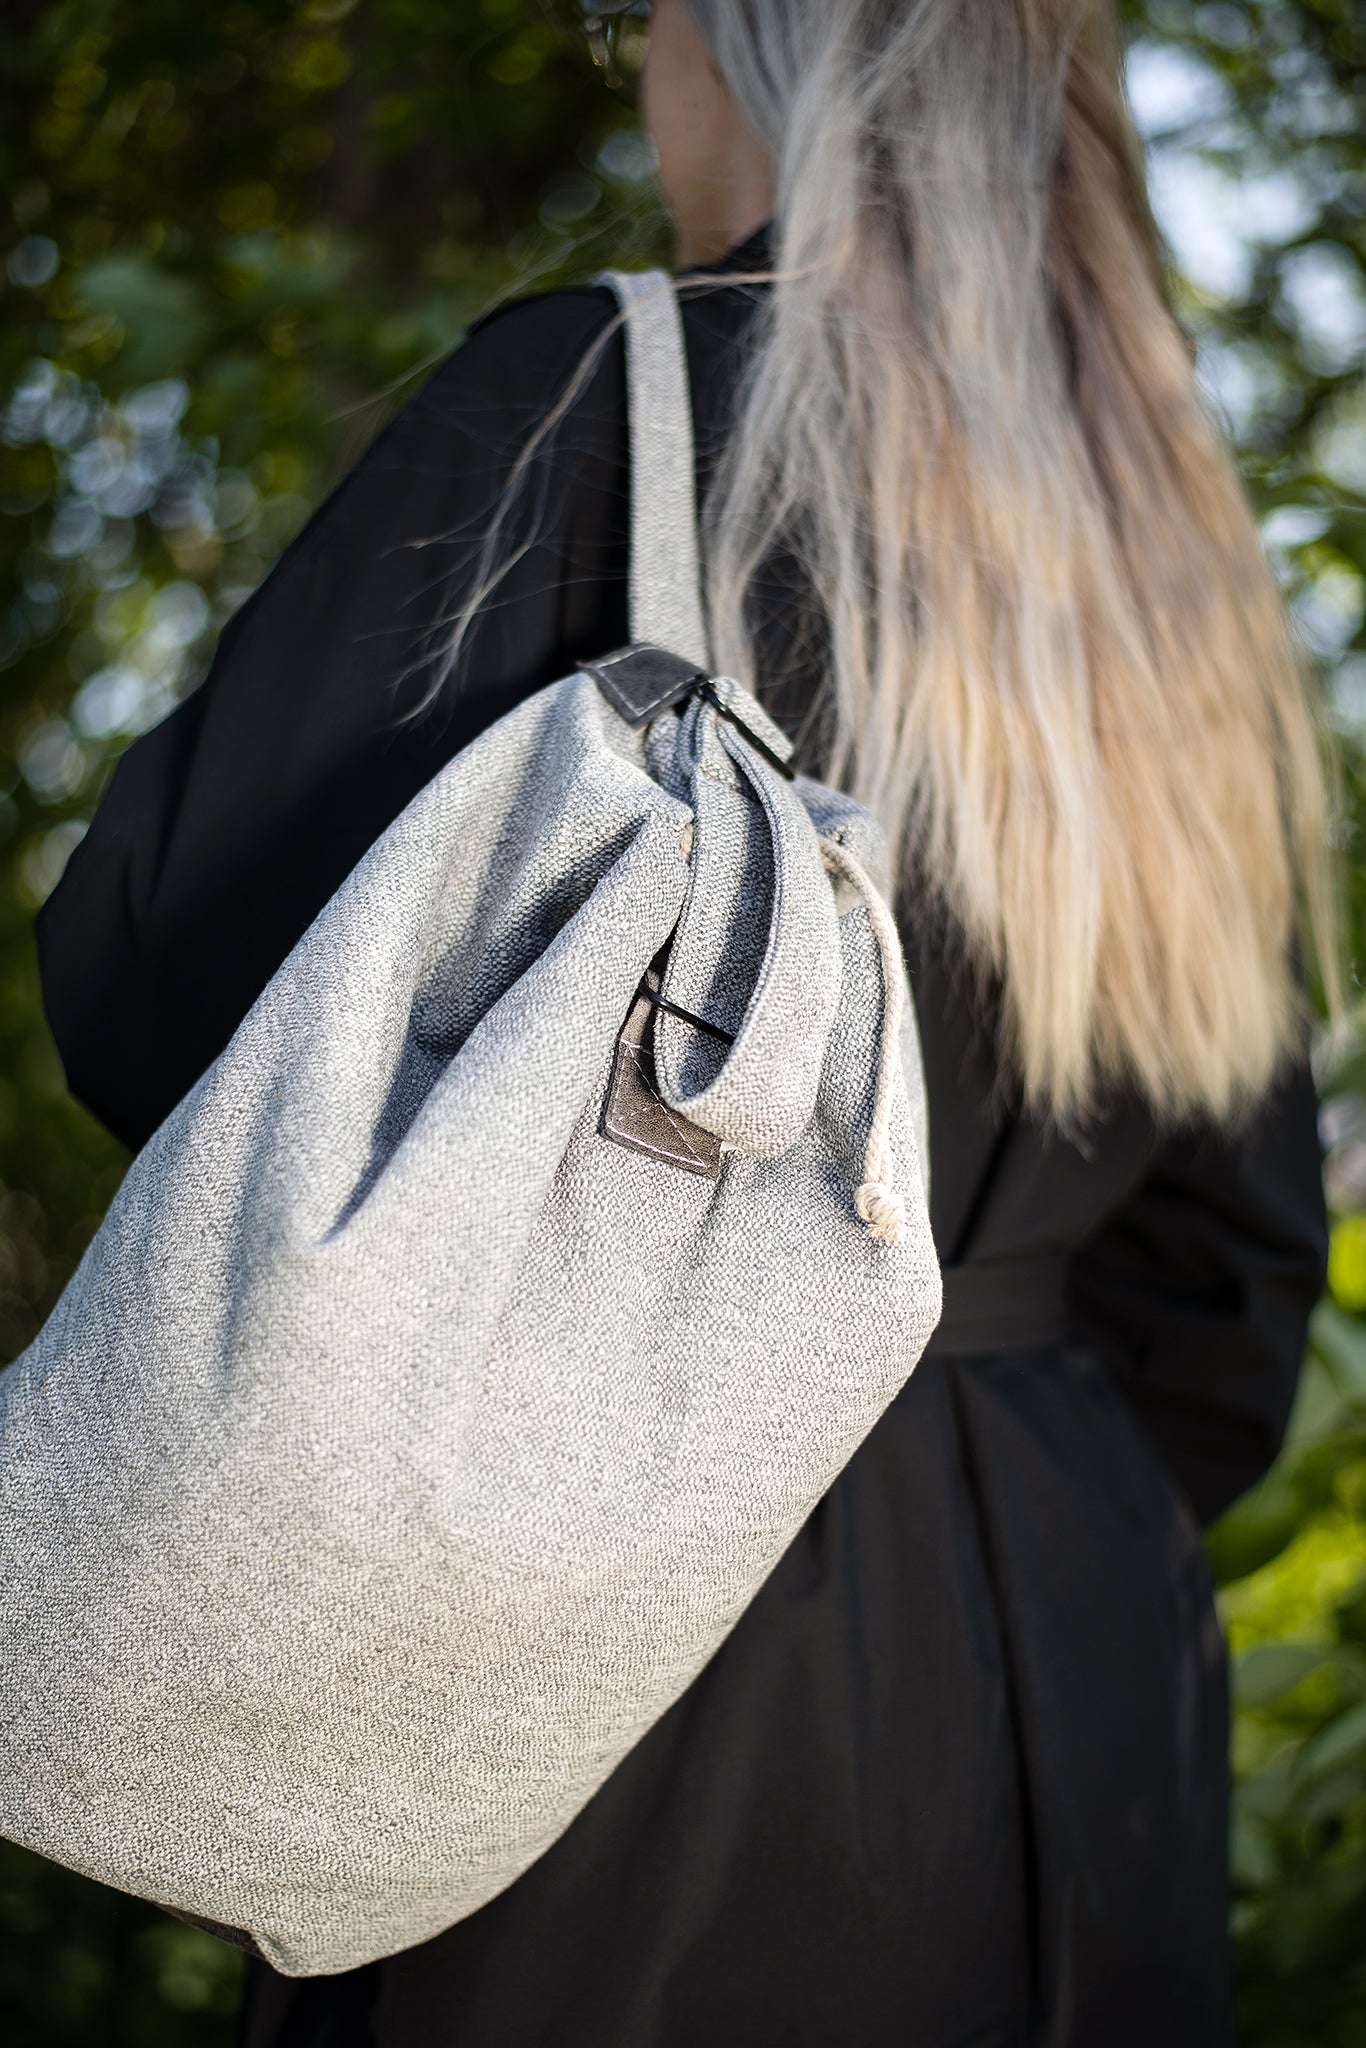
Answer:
[
  {"left": 0, "top": 0, "right": 666, "bottom": 1352},
  {"left": 0, "top": 1840, "right": 242, "bottom": 2048},
  {"left": 0, "top": 4, "right": 664, "bottom": 2035},
  {"left": 1153, "top": 12, "right": 1366, "bottom": 2032},
  {"left": 1214, "top": 1286, "right": 1366, "bottom": 2043},
  {"left": 1, "top": 1, "right": 1364, "bottom": 2041}
]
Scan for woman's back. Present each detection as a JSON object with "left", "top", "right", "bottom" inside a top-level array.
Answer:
[{"left": 36, "top": 227, "right": 1325, "bottom": 2044}]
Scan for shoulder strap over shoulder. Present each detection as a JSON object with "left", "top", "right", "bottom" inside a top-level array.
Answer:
[{"left": 597, "top": 268, "right": 710, "bottom": 669}]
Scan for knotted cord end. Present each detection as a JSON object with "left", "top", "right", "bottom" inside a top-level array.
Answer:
[
  {"left": 855, "top": 1180, "right": 906, "bottom": 1247},
  {"left": 821, "top": 832, "right": 910, "bottom": 1252}
]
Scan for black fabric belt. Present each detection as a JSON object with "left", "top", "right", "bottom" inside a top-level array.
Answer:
[{"left": 922, "top": 1255, "right": 1069, "bottom": 1357}]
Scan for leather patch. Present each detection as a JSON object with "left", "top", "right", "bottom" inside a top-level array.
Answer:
[
  {"left": 582, "top": 645, "right": 705, "bottom": 728},
  {"left": 601, "top": 987, "right": 722, "bottom": 1178}
]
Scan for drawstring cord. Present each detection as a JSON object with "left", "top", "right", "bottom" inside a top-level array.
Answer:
[{"left": 819, "top": 836, "right": 908, "bottom": 1248}]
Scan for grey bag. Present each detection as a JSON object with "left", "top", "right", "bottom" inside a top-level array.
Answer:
[{"left": 0, "top": 271, "right": 941, "bottom": 1975}]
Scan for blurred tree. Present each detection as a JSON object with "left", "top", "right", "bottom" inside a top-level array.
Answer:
[
  {"left": 0, "top": 0, "right": 665, "bottom": 1351},
  {"left": 0, "top": 6, "right": 663, "bottom": 2039},
  {"left": 0, "top": 0, "right": 1362, "bottom": 2042},
  {"left": 1114, "top": 11, "right": 1366, "bottom": 2032}
]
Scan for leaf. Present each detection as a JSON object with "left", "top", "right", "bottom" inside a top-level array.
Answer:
[
  {"left": 1284, "top": 1350, "right": 1348, "bottom": 1447},
  {"left": 1326, "top": 1221, "right": 1366, "bottom": 1316},
  {"left": 1237, "top": 1755, "right": 1301, "bottom": 1827},
  {"left": 1295, "top": 1700, "right": 1366, "bottom": 1785},
  {"left": 1235, "top": 1642, "right": 1333, "bottom": 1706},
  {"left": 1231, "top": 1808, "right": 1280, "bottom": 1892},
  {"left": 74, "top": 258, "right": 212, "bottom": 387},
  {"left": 1309, "top": 1298, "right": 1366, "bottom": 1408},
  {"left": 1264, "top": 1866, "right": 1366, "bottom": 1979},
  {"left": 1206, "top": 1462, "right": 1305, "bottom": 1586},
  {"left": 1298, "top": 1765, "right": 1366, "bottom": 1827}
]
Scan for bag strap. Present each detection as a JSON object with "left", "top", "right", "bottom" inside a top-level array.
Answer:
[{"left": 598, "top": 269, "right": 710, "bottom": 669}]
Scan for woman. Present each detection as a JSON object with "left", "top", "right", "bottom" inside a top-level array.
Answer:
[{"left": 37, "top": 1, "right": 1334, "bottom": 2043}]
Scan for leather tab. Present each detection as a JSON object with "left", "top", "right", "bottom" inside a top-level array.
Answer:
[
  {"left": 583, "top": 645, "right": 705, "bottom": 728},
  {"left": 601, "top": 982, "right": 722, "bottom": 1178}
]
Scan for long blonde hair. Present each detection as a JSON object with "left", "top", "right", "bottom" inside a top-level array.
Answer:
[{"left": 688, "top": 0, "right": 1339, "bottom": 1127}]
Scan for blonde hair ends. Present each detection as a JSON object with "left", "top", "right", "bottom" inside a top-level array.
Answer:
[{"left": 688, "top": 0, "right": 1340, "bottom": 1128}]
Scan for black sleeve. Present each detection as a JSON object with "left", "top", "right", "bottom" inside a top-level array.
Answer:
[
  {"left": 36, "top": 286, "right": 630, "bottom": 1153},
  {"left": 1067, "top": 1058, "right": 1328, "bottom": 1526}
]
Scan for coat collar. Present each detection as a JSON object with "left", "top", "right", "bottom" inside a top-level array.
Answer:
[{"left": 677, "top": 220, "right": 774, "bottom": 285}]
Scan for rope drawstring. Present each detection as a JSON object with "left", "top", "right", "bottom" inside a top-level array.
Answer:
[{"left": 819, "top": 836, "right": 908, "bottom": 1248}]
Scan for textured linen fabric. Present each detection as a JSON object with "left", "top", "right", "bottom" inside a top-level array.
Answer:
[
  {"left": 34, "top": 228, "right": 1329, "bottom": 2046},
  {"left": 605, "top": 268, "right": 708, "bottom": 667},
  {"left": 0, "top": 274, "right": 940, "bottom": 1976}
]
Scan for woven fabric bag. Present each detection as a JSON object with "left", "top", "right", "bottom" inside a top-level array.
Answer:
[{"left": 0, "top": 271, "right": 941, "bottom": 1975}]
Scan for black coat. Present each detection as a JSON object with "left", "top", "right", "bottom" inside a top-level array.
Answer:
[{"left": 38, "top": 230, "right": 1327, "bottom": 2048}]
